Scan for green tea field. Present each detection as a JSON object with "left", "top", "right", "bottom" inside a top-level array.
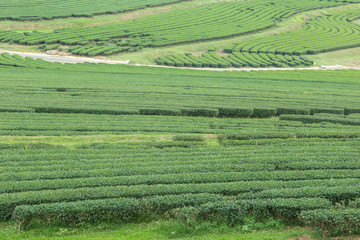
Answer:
[{"left": 1, "top": 0, "right": 360, "bottom": 239}]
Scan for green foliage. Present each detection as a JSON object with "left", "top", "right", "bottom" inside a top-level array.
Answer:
[
  {"left": 43, "top": 44, "right": 60, "bottom": 51},
  {"left": 0, "top": 0, "right": 353, "bottom": 56},
  {"left": 34, "top": 107, "right": 139, "bottom": 115},
  {"left": 280, "top": 114, "right": 360, "bottom": 126},
  {"left": 310, "top": 108, "right": 345, "bottom": 115},
  {"left": 157, "top": 8, "right": 360, "bottom": 68},
  {"left": 276, "top": 108, "right": 310, "bottom": 116},
  {"left": 172, "top": 135, "right": 205, "bottom": 142},
  {"left": 0, "top": 56, "right": 359, "bottom": 116},
  {"left": 0, "top": 138, "right": 359, "bottom": 229},
  {"left": 0, "top": 0, "right": 187, "bottom": 20},
  {"left": 12, "top": 194, "right": 225, "bottom": 229},
  {"left": 170, "top": 201, "right": 247, "bottom": 227},
  {"left": 252, "top": 108, "right": 277, "bottom": 118},
  {"left": 240, "top": 185, "right": 360, "bottom": 204},
  {"left": 344, "top": 108, "right": 360, "bottom": 115},
  {"left": 301, "top": 208, "right": 360, "bottom": 235},
  {"left": 180, "top": 109, "right": 219, "bottom": 117},
  {"left": 139, "top": 109, "right": 180, "bottom": 116},
  {"left": 218, "top": 108, "right": 253, "bottom": 118},
  {"left": 1, "top": 45, "right": 360, "bottom": 235}
]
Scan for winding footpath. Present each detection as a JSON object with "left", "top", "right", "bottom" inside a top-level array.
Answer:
[{"left": 1, "top": 49, "right": 359, "bottom": 71}]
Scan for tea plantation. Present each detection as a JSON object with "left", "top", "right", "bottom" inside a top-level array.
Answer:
[
  {"left": 158, "top": 9, "right": 360, "bottom": 68},
  {"left": 1, "top": 0, "right": 360, "bottom": 239},
  {"left": 0, "top": 0, "right": 188, "bottom": 20},
  {"left": 0, "top": 57, "right": 360, "bottom": 237},
  {"left": 0, "top": 0, "right": 356, "bottom": 56}
]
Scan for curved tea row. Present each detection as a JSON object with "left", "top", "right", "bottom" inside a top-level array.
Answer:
[
  {"left": 0, "top": 0, "right": 349, "bottom": 56},
  {"left": 157, "top": 9, "right": 360, "bottom": 68}
]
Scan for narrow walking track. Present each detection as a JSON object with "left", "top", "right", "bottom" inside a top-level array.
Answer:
[
  {"left": 0, "top": 49, "right": 129, "bottom": 64},
  {"left": 1, "top": 49, "right": 359, "bottom": 71}
]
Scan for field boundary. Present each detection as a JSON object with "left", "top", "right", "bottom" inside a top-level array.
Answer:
[{"left": 1, "top": 49, "right": 360, "bottom": 71}]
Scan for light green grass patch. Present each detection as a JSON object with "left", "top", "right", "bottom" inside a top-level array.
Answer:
[
  {"left": 0, "top": 220, "right": 314, "bottom": 240},
  {"left": 307, "top": 47, "right": 360, "bottom": 67},
  {"left": 0, "top": 134, "right": 218, "bottom": 148}
]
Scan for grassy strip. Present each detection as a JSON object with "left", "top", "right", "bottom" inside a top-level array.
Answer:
[{"left": 0, "top": 219, "right": 315, "bottom": 240}]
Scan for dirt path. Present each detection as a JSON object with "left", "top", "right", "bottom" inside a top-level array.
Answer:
[
  {"left": 0, "top": 49, "right": 129, "bottom": 64},
  {"left": 1, "top": 49, "right": 360, "bottom": 71}
]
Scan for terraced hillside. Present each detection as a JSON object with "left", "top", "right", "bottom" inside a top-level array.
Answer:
[
  {"left": 0, "top": 53, "right": 360, "bottom": 237},
  {"left": 2, "top": 138, "right": 360, "bottom": 232},
  {"left": 0, "top": 54, "right": 360, "bottom": 114},
  {"left": 158, "top": 9, "right": 360, "bottom": 67},
  {"left": 0, "top": 0, "right": 188, "bottom": 20},
  {"left": 0, "top": 0, "right": 353, "bottom": 56},
  {"left": 1, "top": 0, "right": 360, "bottom": 238}
]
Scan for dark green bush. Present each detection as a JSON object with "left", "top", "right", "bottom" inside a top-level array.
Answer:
[
  {"left": 139, "top": 109, "right": 180, "bottom": 116},
  {"left": 12, "top": 193, "right": 224, "bottom": 229},
  {"left": 170, "top": 201, "right": 247, "bottom": 226},
  {"left": 301, "top": 208, "right": 360, "bottom": 235},
  {"left": 0, "top": 107, "right": 34, "bottom": 113},
  {"left": 252, "top": 108, "right": 277, "bottom": 118},
  {"left": 344, "top": 108, "right": 360, "bottom": 115},
  {"left": 146, "top": 141, "right": 203, "bottom": 149},
  {"left": 276, "top": 108, "right": 310, "bottom": 115},
  {"left": 172, "top": 135, "right": 205, "bottom": 142},
  {"left": 198, "top": 201, "right": 248, "bottom": 226},
  {"left": 180, "top": 109, "right": 219, "bottom": 117},
  {"left": 310, "top": 108, "right": 344, "bottom": 115},
  {"left": 34, "top": 107, "right": 139, "bottom": 115},
  {"left": 218, "top": 108, "right": 253, "bottom": 118},
  {"left": 280, "top": 114, "right": 360, "bottom": 126}
]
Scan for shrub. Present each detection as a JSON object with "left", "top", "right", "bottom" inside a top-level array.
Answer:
[
  {"left": 218, "top": 108, "right": 253, "bottom": 118},
  {"left": 172, "top": 135, "right": 205, "bottom": 142},
  {"left": 12, "top": 193, "right": 225, "bottom": 229},
  {"left": 34, "top": 107, "right": 139, "bottom": 115},
  {"left": 301, "top": 208, "right": 360, "bottom": 235},
  {"left": 252, "top": 109, "right": 277, "bottom": 118},
  {"left": 310, "top": 108, "right": 344, "bottom": 115},
  {"left": 276, "top": 108, "right": 310, "bottom": 115},
  {"left": 139, "top": 109, "right": 180, "bottom": 116},
  {"left": 280, "top": 114, "right": 360, "bottom": 126},
  {"left": 0, "top": 107, "right": 34, "bottom": 113},
  {"left": 180, "top": 109, "right": 219, "bottom": 117},
  {"left": 44, "top": 44, "right": 60, "bottom": 51},
  {"left": 344, "top": 108, "right": 360, "bottom": 115},
  {"left": 198, "top": 201, "right": 248, "bottom": 226}
]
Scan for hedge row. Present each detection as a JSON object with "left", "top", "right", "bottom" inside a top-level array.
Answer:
[
  {"left": 157, "top": 51, "right": 314, "bottom": 69},
  {"left": 12, "top": 196, "right": 332, "bottom": 229},
  {"left": 0, "top": 107, "right": 34, "bottom": 113},
  {"left": 2, "top": 169, "right": 360, "bottom": 194},
  {"left": 1, "top": 178, "right": 357, "bottom": 220},
  {"left": 20, "top": 107, "right": 354, "bottom": 118},
  {"left": 12, "top": 193, "right": 225, "bottom": 229},
  {"left": 301, "top": 208, "right": 360, "bottom": 235},
  {"left": 172, "top": 197, "right": 332, "bottom": 225},
  {"left": 280, "top": 114, "right": 360, "bottom": 126},
  {"left": 240, "top": 185, "right": 360, "bottom": 203},
  {"left": 34, "top": 107, "right": 139, "bottom": 115}
]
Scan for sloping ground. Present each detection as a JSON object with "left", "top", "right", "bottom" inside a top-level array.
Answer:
[
  {"left": 0, "top": 55, "right": 360, "bottom": 113},
  {"left": 1, "top": 50, "right": 360, "bottom": 235},
  {"left": 158, "top": 9, "right": 360, "bottom": 68},
  {"left": 0, "top": 0, "right": 351, "bottom": 57},
  {"left": 0, "top": 0, "right": 188, "bottom": 20}
]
